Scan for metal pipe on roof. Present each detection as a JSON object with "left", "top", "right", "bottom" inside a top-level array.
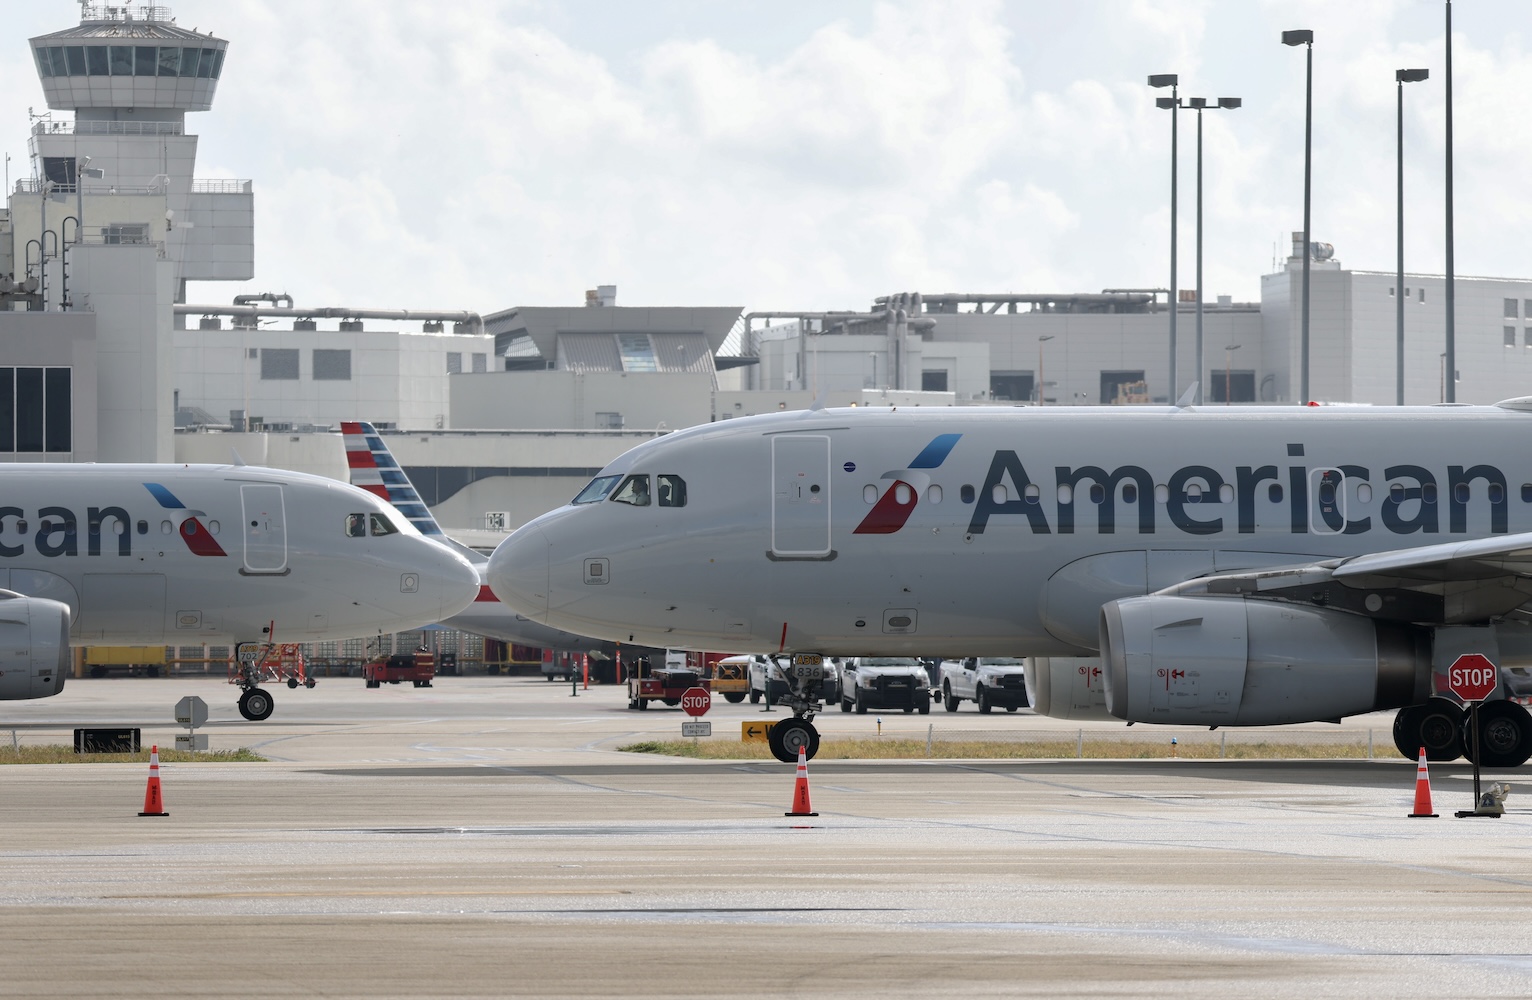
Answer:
[
  {"left": 175, "top": 304, "right": 484, "bottom": 335},
  {"left": 233, "top": 292, "right": 293, "bottom": 309}
]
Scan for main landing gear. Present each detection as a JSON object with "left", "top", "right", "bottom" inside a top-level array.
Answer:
[
  {"left": 1393, "top": 699, "right": 1532, "bottom": 767},
  {"left": 765, "top": 653, "right": 835, "bottom": 764}
]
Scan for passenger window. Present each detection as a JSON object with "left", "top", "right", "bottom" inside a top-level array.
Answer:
[
  {"left": 611, "top": 475, "right": 651, "bottom": 506},
  {"left": 345, "top": 513, "right": 367, "bottom": 538},
  {"left": 960, "top": 485, "right": 975, "bottom": 504},
  {"left": 369, "top": 513, "right": 399, "bottom": 536},
  {"left": 657, "top": 474, "right": 687, "bottom": 507},
  {"left": 927, "top": 485, "right": 942, "bottom": 504},
  {"left": 864, "top": 484, "right": 878, "bottom": 504}
]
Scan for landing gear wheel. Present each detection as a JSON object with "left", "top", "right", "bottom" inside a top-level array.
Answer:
[
  {"left": 1393, "top": 701, "right": 1465, "bottom": 761},
  {"left": 1462, "top": 701, "right": 1532, "bottom": 768},
  {"left": 943, "top": 685, "right": 959, "bottom": 712},
  {"left": 769, "top": 718, "right": 820, "bottom": 763},
  {"left": 238, "top": 687, "right": 274, "bottom": 721},
  {"left": 723, "top": 692, "right": 746, "bottom": 704},
  {"left": 976, "top": 687, "right": 992, "bottom": 714}
]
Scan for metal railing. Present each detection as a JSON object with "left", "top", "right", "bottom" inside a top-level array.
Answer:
[
  {"left": 191, "top": 179, "right": 251, "bottom": 194},
  {"left": 32, "top": 120, "right": 184, "bottom": 137},
  {"left": 81, "top": 4, "right": 174, "bottom": 23}
]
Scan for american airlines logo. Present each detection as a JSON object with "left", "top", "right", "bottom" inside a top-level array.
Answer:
[
  {"left": 854, "top": 433, "right": 962, "bottom": 534},
  {"left": 966, "top": 448, "right": 1513, "bottom": 537},
  {"left": 0, "top": 484, "right": 227, "bottom": 558}
]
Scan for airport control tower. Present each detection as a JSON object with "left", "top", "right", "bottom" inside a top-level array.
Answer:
[
  {"left": 0, "top": 3, "right": 254, "bottom": 463},
  {"left": 20, "top": 2, "right": 253, "bottom": 302}
]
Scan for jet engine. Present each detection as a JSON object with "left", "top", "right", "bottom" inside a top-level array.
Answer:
[
  {"left": 1100, "top": 595, "right": 1430, "bottom": 726},
  {"left": 0, "top": 591, "right": 71, "bottom": 701},
  {"left": 1024, "top": 656, "right": 1114, "bottom": 722}
]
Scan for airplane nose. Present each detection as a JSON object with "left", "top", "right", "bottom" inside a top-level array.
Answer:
[
  {"left": 487, "top": 524, "right": 550, "bottom": 621},
  {"left": 425, "top": 541, "right": 480, "bottom": 619}
]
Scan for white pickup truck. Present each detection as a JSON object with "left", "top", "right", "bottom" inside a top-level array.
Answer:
[{"left": 939, "top": 657, "right": 1029, "bottom": 713}]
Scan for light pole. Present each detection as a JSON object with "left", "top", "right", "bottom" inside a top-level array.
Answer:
[
  {"left": 1037, "top": 335, "right": 1054, "bottom": 405},
  {"left": 1189, "top": 96, "right": 1242, "bottom": 404},
  {"left": 1223, "top": 344, "right": 1242, "bottom": 404},
  {"left": 1149, "top": 74, "right": 1179, "bottom": 400},
  {"left": 1282, "top": 29, "right": 1314, "bottom": 403},
  {"left": 1444, "top": 0, "right": 1457, "bottom": 402},
  {"left": 1396, "top": 68, "right": 1429, "bottom": 405}
]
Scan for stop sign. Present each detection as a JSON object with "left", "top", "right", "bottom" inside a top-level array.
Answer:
[
  {"left": 1448, "top": 653, "right": 1499, "bottom": 703},
  {"left": 680, "top": 686, "right": 711, "bottom": 717}
]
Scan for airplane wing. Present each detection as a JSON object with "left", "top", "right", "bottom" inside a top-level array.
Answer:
[{"left": 1161, "top": 532, "right": 1532, "bottom": 625}]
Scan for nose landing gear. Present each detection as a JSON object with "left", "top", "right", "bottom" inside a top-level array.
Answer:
[
  {"left": 766, "top": 653, "right": 833, "bottom": 763},
  {"left": 230, "top": 635, "right": 315, "bottom": 721}
]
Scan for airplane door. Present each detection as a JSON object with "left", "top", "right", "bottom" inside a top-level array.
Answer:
[
  {"left": 1309, "top": 468, "right": 1346, "bottom": 535},
  {"left": 771, "top": 435, "right": 831, "bottom": 558},
  {"left": 240, "top": 484, "right": 288, "bottom": 574}
]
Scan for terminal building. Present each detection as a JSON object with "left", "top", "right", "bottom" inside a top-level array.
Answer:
[{"left": 8, "top": 2, "right": 1532, "bottom": 544}]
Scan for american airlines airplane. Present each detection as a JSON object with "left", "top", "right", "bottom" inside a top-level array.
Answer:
[
  {"left": 339, "top": 421, "right": 639, "bottom": 657},
  {"left": 0, "top": 463, "right": 480, "bottom": 720},
  {"left": 488, "top": 401, "right": 1532, "bottom": 766}
]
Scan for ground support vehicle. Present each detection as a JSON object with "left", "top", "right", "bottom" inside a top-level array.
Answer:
[
  {"left": 229, "top": 641, "right": 315, "bottom": 720},
  {"left": 625, "top": 657, "right": 706, "bottom": 709},
  {"left": 364, "top": 650, "right": 436, "bottom": 689},
  {"left": 940, "top": 657, "right": 1029, "bottom": 713},
  {"left": 745, "top": 654, "right": 789, "bottom": 704},
  {"left": 709, "top": 654, "right": 751, "bottom": 703},
  {"left": 839, "top": 657, "right": 931, "bottom": 714}
]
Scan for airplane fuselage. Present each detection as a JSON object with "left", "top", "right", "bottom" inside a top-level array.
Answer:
[
  {"left": 489, "top": 404, "right": 1532, "bottom": 655},
  {"left": 0, "top": 463, "right": 478, "bottom": 645}
]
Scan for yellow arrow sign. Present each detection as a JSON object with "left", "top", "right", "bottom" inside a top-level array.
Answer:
[{"left": 741, "top": 721, "right": 771, "bottom": 743}]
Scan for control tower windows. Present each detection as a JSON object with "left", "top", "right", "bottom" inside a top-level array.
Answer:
[
  {"left": 158, "top": 47, "right": 180, "bottom": 76},
  {"left": 47, "top": 47, "right": 65, "bottom": 75},
  {"left": 180, "top": 48, "right": 201, "bottom": 77},
  {"left": 34, "top": 48, "right": 52, "bottom": 78},
  {"left": 198, "top": 48, "right": 217, "bottom": 78},
  {"left": 109, "top": 46, "right": 133, "bottom": 75},
  {"left": 135, "top": 47, "right": 157, "bottom": 76}
]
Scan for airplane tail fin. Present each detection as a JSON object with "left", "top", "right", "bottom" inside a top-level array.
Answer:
[{"left": 340, "top": 421, "right": 447, "bottom": 538}]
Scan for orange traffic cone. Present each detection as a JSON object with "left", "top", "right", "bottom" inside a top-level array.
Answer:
[
  {"left": 1408, "top": 745, "right": 1438, "bottom": 819},
  {"left": 785, "top": 746, "right": 818, "bottom": 817},
  {"left": 138, "top": 744, "right": 169, "bottom": 817}
]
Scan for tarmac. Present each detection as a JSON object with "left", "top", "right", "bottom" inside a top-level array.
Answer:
[{"left": 3, "top": 674, "right": 1532, "bottom": 999}]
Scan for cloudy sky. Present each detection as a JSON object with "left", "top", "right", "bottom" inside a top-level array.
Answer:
[{"left": 5, "top": 1, "right": 1531, "bottom": 318}]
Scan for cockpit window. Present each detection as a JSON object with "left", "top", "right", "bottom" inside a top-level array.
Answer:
[
  {"left": 573, "top": 475, "right": 622, "bottom": 504},
  {"left": 345, "top": 513, "right": 367, "bottom": 538},
  {"left": 611, "top": 474, "right": 651, "bottom": 507},
  {"left": 657, "top": 474, "right": 687, "bottom": 508},
  {"left": 369, "top": 513, "right": 399, "bottom": 536}
]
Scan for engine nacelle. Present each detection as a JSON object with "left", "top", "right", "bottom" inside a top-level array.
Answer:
[
  {"left": 1100, "top": 595, "right": 1430, "bottom": 726},
  {"left": 1024, "top": 656, "right": 1114, "bottom": 721},
  {"left": 0, "top": 590, "right": 71, "bottom": 701}
]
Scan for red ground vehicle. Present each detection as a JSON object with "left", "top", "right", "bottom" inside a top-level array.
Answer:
[
  {"left": 625, "top": 652, "right": 709, "bottom": 710},
  {"left": 364, "top": 649, "right": 436, "bottom": 689}
]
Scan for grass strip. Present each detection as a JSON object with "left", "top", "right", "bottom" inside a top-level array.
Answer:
[
  {"left": 0, "top": 746, "right": 266, "bottom": 765},
  {"left": 618, "top": 738, "right": 1398, "bottom": 761}
]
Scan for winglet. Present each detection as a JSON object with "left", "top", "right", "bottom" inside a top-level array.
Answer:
[
  {"left": 1174, "top": 382, "right": 1199, "bottom": 409},
  {"left": 230, "top": 447, "right": 246, "bottom": 467},
  {"left": 809, "top": 388, "right": 828, "bottom": 411}
]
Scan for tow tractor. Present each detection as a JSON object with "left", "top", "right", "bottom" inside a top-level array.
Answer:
[
  {"left": 364, "top": 647, "right": 437, "bottom": 688},
  {"left": 626, "top": 652, "right": 708, "bottom": 709},
  {"left": 230, "top": 635, "right": 315, "bottom": 721},
  {"left": 765, "top": 652, "right": 834, "bottom": 763}
]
